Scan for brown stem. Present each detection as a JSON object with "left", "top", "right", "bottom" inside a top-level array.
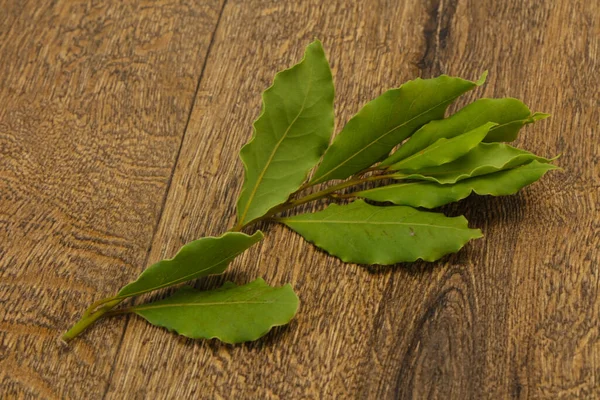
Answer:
[
  {"left": 237, "top": 172, "right": 402, "bottom": 230},
  {"left": 104, "top": 307, "right": 134, "bottom": 318}
]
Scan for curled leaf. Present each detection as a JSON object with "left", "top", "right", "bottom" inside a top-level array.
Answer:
[
  {"left": 236, "top": 40, "right": 335, "bottom": 227},
  {"left": 310, "top": 73, "right": 487, "bottom": 184},
  {"left": 485, "top": 111, "right": 549, "bottom": 142},
  {"left": 387, "top": 122, "right": 496, "bottom": 171},
  {"left": 381, "top": 98, "right": 548, "bottom": 166},
  {"left": 131, "top": 278, "right": 299, "bottom": 344},
  {"left": 357, "top": 161, "right": 558, "bottom": 208},
  {"left": 395, "top": 143, "right": 553, "bottom": 184},
  {"left": 279, "top": 200, "right": 482, "bottom": 264}
]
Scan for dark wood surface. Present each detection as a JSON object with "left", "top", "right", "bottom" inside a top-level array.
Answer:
[{"left": 1, "top": 0, "right": 598, "bottom": 398}]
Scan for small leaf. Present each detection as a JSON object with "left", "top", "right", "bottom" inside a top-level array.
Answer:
[
  {"left": 309, "top": 73, "right": 487, "bottom": 184},
  {"left": 279, "top": 200, "right": 481, "bottom": 264},
  {"left": 131, "top": 278, "right": 299, "bottom": 344},
  {"left": 381, "top": 98, "right": 548, "bottom": 167},
  {"left": 357, "top": 161, "right": 558, "bottom": 208},
  {"left": 236, "top": 40, "right": 335, "bottom": 227},
  {"left": 395, "top": 143, "right": 553, "bottom": 184},
  {"left": 117, "top": 232, "right": 263, "bottom": 299},
  {"left": 387, "top": 122, "right": 496, "bottom": 171}
]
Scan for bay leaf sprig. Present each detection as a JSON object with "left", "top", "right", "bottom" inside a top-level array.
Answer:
[{"left": 63, "top": 40, "right": 558, "bottom": 344}]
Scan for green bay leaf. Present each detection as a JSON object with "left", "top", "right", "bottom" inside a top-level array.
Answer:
[
  {"left": 236, "top": 40, "right": 334, "bottom": 227},
  {"left": 381, "top": 98, "right": 549, "bottom": 167},
  {"left": 132, "top": 278, "right": 299, "bottom": 344},
  {"left": 309, "top": 73, "right": 486, "bottom": 184},
  {"left": 395, "top": 143, "right": 553, "bottom": 184},
  {"left": 117, "top": 231, "right": 263, "bottom": 299},
  {"left": 387, "top": 122, "right": 496, "bottom": 171},
  {"left": 358, "top": 161, "right": 558, "bottom": 208},
  {"left": 279, "top": 200, "right": 481, "bottom": 264}
]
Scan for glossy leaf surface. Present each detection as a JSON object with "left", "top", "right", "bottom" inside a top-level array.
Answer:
[
  {"left": 236, "top": 40, "right": 334, "bottom": 226},
  {"left": 309, "top": 73, "right": 486, "bottom": 184},
  {"left": 381, "top": 98, "right": 548, "bottom": 166},
  {"left": 387, "top": 122, "right": 496, "bottom": 171},
  {"left": 279, "top": 200, "right": 482, "bottom": 264},
  {"left": 358, "top": 161, "right": 558, "bottom": 208},
  {"left": 132, "top": 278, "right": 299, "bottom": 344},
  {"left": 117, "top": 232, "right": 263, "bottom": 299},
  {"left": 395, "top": 143, "right": 553, "bottom": 184}
]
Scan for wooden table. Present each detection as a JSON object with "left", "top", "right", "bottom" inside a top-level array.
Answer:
[{"left": 1, "top": 1, "right": 598, "bottom": 398}]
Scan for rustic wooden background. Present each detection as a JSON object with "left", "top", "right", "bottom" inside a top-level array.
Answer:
[{"left": 1, "top": 0, "right": 598, "bottom": 398}]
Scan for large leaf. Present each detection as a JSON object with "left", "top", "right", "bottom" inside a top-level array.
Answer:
[
  {"left": 236, "top": 40, "right": 334, "bottom": 227},
  {"left": 117, "top": 232, "right": 263, "bottom": 299},
  {"left": 380, "top": 98, "right": 549, "bottom": 167},
  {"left": 386, "top": 122, "right": 496, "bottom": 171},
  {"left": 394, "top": 143, "right": 553, "bottom": 184},
  {"left": 309, "top": 73, "right": 487, "bottom": 184},
  {"left": 279, "top": 200, "right": 481, "bottom": 264},
  {"left": 131, "top": 278, "right": 299, "bottom": 344},
  {"left": 357, "top": 161, "right": 558, "bottom": 208}
]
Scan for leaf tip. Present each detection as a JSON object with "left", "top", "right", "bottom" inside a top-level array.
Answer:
[
  {"left": 475, "top": 70, "right": 488, "bottom": 86},
  {"left": 546, "top": 158, "right": 563, "bottom": 172},
  {"left": 483, "top": 121, "right": 499, "bottom": 130},
  {"left": 530, "top": 112, "right": 551, "bottom": 122},
  {"left": 473, "top": 229, "right": 484, "bottom": 239},
  {"left": 307, "top": 38, "right": 325, "bottom": 53}
]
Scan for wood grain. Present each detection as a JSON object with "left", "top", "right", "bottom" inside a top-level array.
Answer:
[
  {"left": 0, "top": 0, "right": 223, "bottom": 398},
  {"left": 1, "top": 0, "right": 598, "bottom": 399}
]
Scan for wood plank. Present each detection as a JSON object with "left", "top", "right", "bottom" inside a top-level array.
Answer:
[
  {"left": 0, "top": 1, "right": 222, "bottom": 398},
  {"left": 2, "top": 0, "right": 597, "bottom": 398},
  {"left": 105, "top": 0, "right": 599, "bottom": 398}
]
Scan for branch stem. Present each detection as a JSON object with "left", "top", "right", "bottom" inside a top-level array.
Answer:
[
  {"left": 238, "top": 172, "right": 402, "bottom": 230},
  {"left": 61, "top": 299, "right": 123, "bottom": 342},
  {"left": 65, "top": 170, "right": 402, "bottom": 342},
  {"left": 81, "top": 296, "right": 120, "bottom": 318}
]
